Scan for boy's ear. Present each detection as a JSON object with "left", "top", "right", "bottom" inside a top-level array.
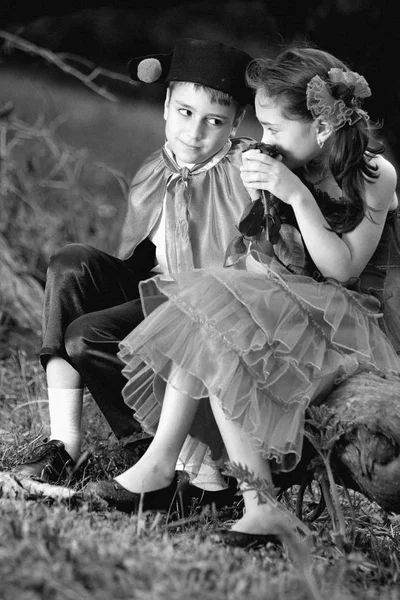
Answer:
[
  {"left": 163, "top": 88, "right": 171, "bottom": 121},
  {"left": 315, "top": 116, "right": 334, "bottom": 147},
  {"left": 230, "top": 108, "right": 246, "bottom": 137}
]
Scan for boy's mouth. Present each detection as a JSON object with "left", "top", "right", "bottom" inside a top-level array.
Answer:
[
  {"left": 180, "top": 140, "right": 201, "bottom": 150},
  {"left": 182, "top": 142, "right": 200, "bottom": 152}
]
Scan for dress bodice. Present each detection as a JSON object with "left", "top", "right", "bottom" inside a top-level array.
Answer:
[
  {"left": 357, "top": 209, "right": 400, "bottom": 296},
  {"left": 277, "top": 188, "right": 400, "bottom": 352},
  {"left": 275, "top": 183, "right": 400, "bottom": 296},
  {"left": 234, "top": 184, "right": 400, "bottom": 352}
]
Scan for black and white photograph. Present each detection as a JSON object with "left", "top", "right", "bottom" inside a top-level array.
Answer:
[{"left": 1, "top": 2, "right": 400, "bottom": 599}]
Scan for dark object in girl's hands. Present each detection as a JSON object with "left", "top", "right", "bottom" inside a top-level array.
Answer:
[
  {"left": 238, "top": 197, "right": 281, "bottom": 244},
  {"left": 244, "top": 142, "right": 280, "bottom": 158},
  {"left": 238, "top": 198, "right": 265, "bottom": 238},
  {"left": 238, "top": 141, "right": 281, "bottom": 240},
  {"left": 238, "top": 142, "right": 281, "bottom": 244}
]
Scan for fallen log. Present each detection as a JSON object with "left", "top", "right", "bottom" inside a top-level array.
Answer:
[
  {"left": 325, "top": 370, "right": 400, "bottom": 513},
  {"left": 0, "top": 471, "right": 80, "bottom": 503},
  {"left": 274, "top": 370, "right": 400, "bottom": 515}
]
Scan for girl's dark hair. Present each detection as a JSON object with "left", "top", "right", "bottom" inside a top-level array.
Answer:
[{"left": 246, "top": 45, "right": 384, "bottom": 233}]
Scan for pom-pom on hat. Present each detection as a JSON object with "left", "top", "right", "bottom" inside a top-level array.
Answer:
[{"left": 128, "top": 38, "right": 253, "bottom": 105}]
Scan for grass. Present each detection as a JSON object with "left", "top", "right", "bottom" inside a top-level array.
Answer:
[
  {"left": 1, "top": 68, "right": 400, "bottom": 600},
  {"left": 2, "top": 367, "right": 400, "bottom": 600}
]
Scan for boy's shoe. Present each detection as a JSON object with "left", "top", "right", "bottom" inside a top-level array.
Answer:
[{"left": 13, "top": 439, "right": 76, "bottom": 484}]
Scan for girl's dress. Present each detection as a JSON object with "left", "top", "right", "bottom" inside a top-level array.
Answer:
[{"left": 118, "top": 190, "right": 400, "bottom": 476}]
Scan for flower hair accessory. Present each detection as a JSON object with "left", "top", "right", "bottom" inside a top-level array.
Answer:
[{"left": 306, "top": 68, "right": 371, "bottom": 131}]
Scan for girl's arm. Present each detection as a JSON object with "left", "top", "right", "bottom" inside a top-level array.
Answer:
[
  {"left": 294, "top": 156, "right": 397, "bottom": 281},
  {"left": 241, "top": 152, "right": 398, "bottom": 282}
]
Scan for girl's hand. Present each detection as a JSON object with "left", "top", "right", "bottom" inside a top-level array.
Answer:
[{"left": 240, "top": 149, "right": 307, "bottom": 205}]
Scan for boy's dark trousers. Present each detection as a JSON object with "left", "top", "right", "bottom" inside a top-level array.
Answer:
[{"left": 40, "top": 241, "right": 156, "bottom": 439}]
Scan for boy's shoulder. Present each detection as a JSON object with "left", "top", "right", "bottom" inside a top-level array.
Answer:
[
  {"left": 131, "top": 147, "right": 165, "bottom": 182},
  {"left": 230, "top": 136, "right": 257, "bottom": 151},
  {"left": 138, "top": 147, "right": 164, "bottom": 169},
  {"left": 228, "top": 137, "right": 258, "bottom": 167}
]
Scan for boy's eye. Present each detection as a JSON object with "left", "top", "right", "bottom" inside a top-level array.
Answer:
[
  {"left": 178, "top": 109, "right": 192, "bottom": 117},
  {"left": 208, "top": 118, "right": 223, "bottom": 126}
]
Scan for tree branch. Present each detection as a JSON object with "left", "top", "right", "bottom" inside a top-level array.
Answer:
[{"left": 0, "top": 30, "right": 134, "bottom": 102}]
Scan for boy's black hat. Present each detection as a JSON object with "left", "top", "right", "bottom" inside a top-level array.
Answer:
[{"left": 128, "top": 38, "right": 253, "bottom": 105}]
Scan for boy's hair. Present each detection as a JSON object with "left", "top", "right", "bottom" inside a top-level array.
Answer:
[
  {"left": 168, "top": 81, "right": 247, "bottom": 121},
  {"left": 246, "top": 45, "right": 384, "bottom": 233}
]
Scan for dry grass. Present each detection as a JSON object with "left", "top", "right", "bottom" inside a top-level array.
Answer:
[{"left": 1, "top": 70, "right": 400, "bottom": 600}]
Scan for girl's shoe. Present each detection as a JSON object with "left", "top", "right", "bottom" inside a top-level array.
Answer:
[
  {"left": 85, "top": 472, "right": 184, "bottom": 514},
  {"left": 212, "top": 529, "right": 282, "bottom": 549}
]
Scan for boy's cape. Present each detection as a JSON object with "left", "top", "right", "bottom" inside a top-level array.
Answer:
[{"left": 118, "top": 137, "right": 254, "bottom": 270}]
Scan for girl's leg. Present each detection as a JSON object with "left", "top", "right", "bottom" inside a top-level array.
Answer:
[
  {"left": 115, "top": 369, "right": 201, "bottom": 494},
  {"left": 209, "top": 394, "right": 276, "bottom": 535}
]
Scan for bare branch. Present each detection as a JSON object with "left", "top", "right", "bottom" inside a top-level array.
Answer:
[
  {"left": 0, "top": 30, "right": 133, "bottom": 102},
  {"left": 58, "top": 52, "right": 135, "bottom": 85}
]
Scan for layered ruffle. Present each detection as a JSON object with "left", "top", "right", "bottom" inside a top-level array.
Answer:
[{"left": 118, "top": 251, "right": 400, "bottom": 474}]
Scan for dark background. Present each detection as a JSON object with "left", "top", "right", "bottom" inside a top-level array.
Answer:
[{"left": 1, "top": 0, "right": 399, "bottom": 165}]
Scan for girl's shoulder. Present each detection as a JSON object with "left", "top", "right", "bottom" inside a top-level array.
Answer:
[
  {"left": 365, "top": 154, "right": 398, "bottom": 212},
  {"left": 367, "top": 153, "right": 397, "bottom": 182}
]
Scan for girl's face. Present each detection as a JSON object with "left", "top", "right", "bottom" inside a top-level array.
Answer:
[
  {"left": 164, "top": 83, "right": 239, "bottom": 166},
  {"left": 255, "top": 90, "right": 321, "bottom": 170}
]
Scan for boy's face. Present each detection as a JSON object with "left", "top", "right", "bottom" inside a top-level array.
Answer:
[{"left": 164, "top": 83, "right": 241, "bottom": 166}]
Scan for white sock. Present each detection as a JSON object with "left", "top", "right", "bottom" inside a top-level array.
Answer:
[
  {"left": 48, "top": 388, "right": 83, "bottom": 462},
  {"left": 190, "top": 462, "right": 229, "bottom": 492},
  {"left": 175, "top": 455, "right": 228, "bottom": 492}
]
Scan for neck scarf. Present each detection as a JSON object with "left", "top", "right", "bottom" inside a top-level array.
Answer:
[{"left": 161, "top": 142, "right": 231, "bottom": 273}]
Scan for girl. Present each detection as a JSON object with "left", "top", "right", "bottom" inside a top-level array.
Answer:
[{"left": 87, "top": 45, "right": 400, "bottom": 546}]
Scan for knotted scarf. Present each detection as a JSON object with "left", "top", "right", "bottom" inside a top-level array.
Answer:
[{"left": 161, "top": 146, "right": 227, "bottom": 273}]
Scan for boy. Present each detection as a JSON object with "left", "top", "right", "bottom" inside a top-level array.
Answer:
[{"left": 15, "top": 38, "right": 254, "bottom": 509}]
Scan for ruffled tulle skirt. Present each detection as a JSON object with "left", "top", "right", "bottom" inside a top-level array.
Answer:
[{"left": 118, "top": 250, "right": 400, "bottom": 475}]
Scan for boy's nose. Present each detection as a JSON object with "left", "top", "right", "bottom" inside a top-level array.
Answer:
[{"left": 187, "top": 121, "right": 203, "bottom": 141}]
